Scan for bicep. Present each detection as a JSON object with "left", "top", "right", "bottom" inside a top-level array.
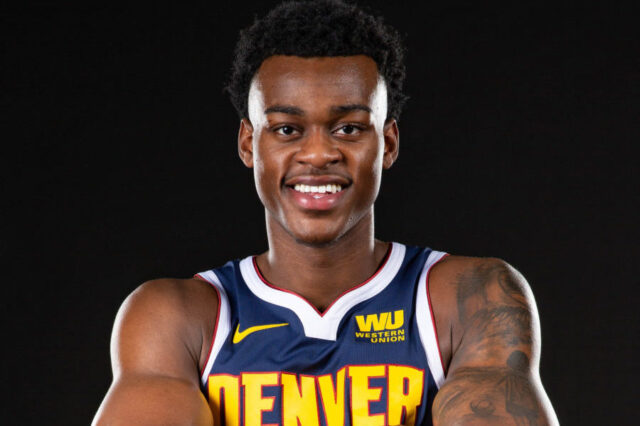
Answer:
[
  {"left": 94, "top": 280, "right": 216, "bottom": 426},
  {"left": 433, "top": 259, "right": 557, "bottom": 425}
]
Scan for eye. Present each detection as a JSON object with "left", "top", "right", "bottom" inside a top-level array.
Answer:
[
  {"left": 334, "top": 124, "right": 363, "bottom": 136},
  {"left": 275, "top": 125, "right": 297, "bottom": 136}
]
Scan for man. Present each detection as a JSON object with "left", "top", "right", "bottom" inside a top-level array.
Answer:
[{"left": 94, "top": 1, "right": 558, "bottom": 424}]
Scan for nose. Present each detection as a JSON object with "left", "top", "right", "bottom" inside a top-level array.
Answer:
[{"left": 295, "top": 127, "right": 343, "bottom": 168}]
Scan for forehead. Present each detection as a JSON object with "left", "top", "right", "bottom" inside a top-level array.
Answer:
[{"left": 251, "top": 55, "right": 382, "bottom": 110}]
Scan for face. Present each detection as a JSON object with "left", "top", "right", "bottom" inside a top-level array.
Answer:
[{"left": 238, "top": 55, "right": 399, "bottom": 246}]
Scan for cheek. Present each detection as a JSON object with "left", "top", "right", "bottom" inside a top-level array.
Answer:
[
  {"left": 365, "top": 139, "right": 385, "bottom": 174},
  {"left": 353, "top": 142, "right": 384, "bottom": 199},
  {"left": 251, "top": 146, "right": 271, "bottom": 204},
  {"left": 252, "top": 142, "right": 287, "bottom": 207},
  {"left": 253, "top": 138, "right": 272, "bottom": 176},
  {"left": 253, "top": 159, "right": 265, "bottom": 193}
]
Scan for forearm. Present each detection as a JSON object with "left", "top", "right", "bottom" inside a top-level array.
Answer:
[
  {"left": 93, "top": 374, "right": 213, "bottom": 426},
  {"left": 432, "top": 364, "right": 556, "bottom": 426}
]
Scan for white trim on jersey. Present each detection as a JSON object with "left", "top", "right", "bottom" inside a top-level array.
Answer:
[
  {"left": 239, "top": 242, "right": 407, "bottom": 341},
  {"left": 195, "top": 270, "right": 232, "bottom": 386},
  {"left": 416, "top": 250, "right": 448, "bottom": 388}
]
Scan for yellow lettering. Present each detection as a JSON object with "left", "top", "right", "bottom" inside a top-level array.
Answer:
[
  {"left": 349, "top": 365, "right": 386, "bottom": 426},
  {"left": 387, "top": 365, "right": 424, "bottom": 426},
  {"left": 355, "top": 313, "right": 389, "bottom": 332},
  {"left": 385, "top": 310, "right": 404, "bottom": 329},
  {"left": 317, "top": 368, "right": 346, "bottom": 426},
  {"left": 281, "top": 373, "right": 320, "bottom": 426},
  {"left": 226, "top": 363, "right": 422, "bottom": 425},
  {"left": 355, "top": 332, "right": 366, "bottom": 338},
  {"left": 398, "top": 335, "right": 405, "bottom": 341},
  {"left": 242, "top": 372, "right": 279, "bottom": 426},
  {"left": 208, "top": 374, "right": 240, "bottom": 426}
]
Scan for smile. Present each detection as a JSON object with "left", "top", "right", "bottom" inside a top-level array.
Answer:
[
  {"left": 293, "top": 184, "right": 343, "bottom": 194},
  {"left": 286, "top": 184, "right": 348, "bottom": 210}
]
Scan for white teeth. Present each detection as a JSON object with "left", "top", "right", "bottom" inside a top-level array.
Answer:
[{"left": 293, "top": 184, "right": 343, "bottom": 194}]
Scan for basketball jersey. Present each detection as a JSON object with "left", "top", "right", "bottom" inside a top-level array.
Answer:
[{"left": 195, "top": 242, "right": 448, "bottom": 426}]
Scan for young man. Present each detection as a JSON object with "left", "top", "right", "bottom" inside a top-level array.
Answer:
[{"left": 94, "top": 1, "right": 558, "bottom": 424}]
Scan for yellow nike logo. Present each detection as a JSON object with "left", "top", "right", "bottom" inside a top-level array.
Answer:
[{"left": 232, "top": 322, "right": 289, "bottom": 344}]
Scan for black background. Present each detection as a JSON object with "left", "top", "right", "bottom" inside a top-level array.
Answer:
[{"left": 3, "top": 1, "right": 638, "bottom": 424}]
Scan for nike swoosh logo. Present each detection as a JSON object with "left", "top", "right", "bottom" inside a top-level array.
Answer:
[{"left": 232, "top": 322, "right": 289, "bottom": 344}]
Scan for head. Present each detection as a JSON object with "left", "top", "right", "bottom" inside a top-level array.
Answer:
[{"left": 228, "top": 0, "right": 407, "bottom": 246}]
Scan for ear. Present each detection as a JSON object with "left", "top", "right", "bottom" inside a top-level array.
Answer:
[
  {"left": 238, "top": 118, "right": 254, "bottom": 168},
  {"left": 382, "top": 119, "right": 399, "bottom": 169}
]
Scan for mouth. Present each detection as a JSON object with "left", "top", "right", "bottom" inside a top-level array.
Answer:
[{"left": 283, "top": 176, "right": 351, "bottom": 211}]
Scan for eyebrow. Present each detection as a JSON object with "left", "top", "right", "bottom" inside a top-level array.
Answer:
[
  {"left": 330, "top": 104, "right": 372, "bottom": 114},
  {"left": 263, "top": 104, "right": 372, "bottom": 116},
  {"left": 264, "top": 105, "right": 305, "bottom": 116}
]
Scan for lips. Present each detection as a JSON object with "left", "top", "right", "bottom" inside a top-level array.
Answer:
[
  {"left": 286, "top": 186, "right": 347, "bottom": 211},
  {"left": 283, "top": 174, "right": 351, "bottom": 211}
]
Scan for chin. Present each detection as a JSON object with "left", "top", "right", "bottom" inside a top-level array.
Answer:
[
  {"left": 288, "top": 223, "right": 346, "bottom": 248},
  {"left": 291, "top": 231, "right": 343, "bottom": 248}
]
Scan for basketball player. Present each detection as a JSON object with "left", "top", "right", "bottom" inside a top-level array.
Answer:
[{"left": 93, "top": 1, "right": 558, "bottom": 424}]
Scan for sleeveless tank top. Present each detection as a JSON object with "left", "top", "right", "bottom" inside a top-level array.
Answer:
[{"left": 196, "top": 242, "right": 447, "bottom": 425}]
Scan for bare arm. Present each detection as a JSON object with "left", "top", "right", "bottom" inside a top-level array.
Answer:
[
  {"left": 432, "top": 258, "right": 558, "bottom": 425},
  {"left": 93, "top": 279, "right": 216, "bottom": 426}
]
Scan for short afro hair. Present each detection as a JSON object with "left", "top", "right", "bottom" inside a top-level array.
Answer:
[{"left": 226, "top": 0, "right": 408, "bottom": 121}]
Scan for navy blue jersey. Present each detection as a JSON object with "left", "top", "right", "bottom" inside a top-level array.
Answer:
[{"left": 196, "top": 242, "right": 447, "bottom": 426}]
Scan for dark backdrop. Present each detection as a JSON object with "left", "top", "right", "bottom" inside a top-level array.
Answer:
[{"left": 3, "top": 1, "right": 637, "bottom": 424}]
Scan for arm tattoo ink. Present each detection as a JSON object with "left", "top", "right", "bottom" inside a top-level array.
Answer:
[
  {"left": 469, "top": 398, "right": 496, "bottom": 417},
  {"left": 503, "top": 350, "right": 539, "bottom": 425}
]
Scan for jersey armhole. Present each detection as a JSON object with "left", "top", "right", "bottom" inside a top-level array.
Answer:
[
  {"left": 194, "top": 271, "right": 232, "bottom": 387},
  {"left": 415, "top": 250, "right": 449, "bottom": 389}
]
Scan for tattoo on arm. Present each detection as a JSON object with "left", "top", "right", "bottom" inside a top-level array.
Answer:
[
  {"left": 456, "top": 263, "right": 529, "bottom": 323},
  {"left": 454, "top": 262, "right": 534, "bottom": 357},
  {"left": 470, "top": 398, "right": 496, "bottom": 417},
  {"left": 503, "top": 351, "right": 539, "bottom": 425},
  {"left": 432, "top": 260, "right": 548, "bottom": 425},
  {"left": 434, "top": 351, "right": 540, "bottom": 425}
]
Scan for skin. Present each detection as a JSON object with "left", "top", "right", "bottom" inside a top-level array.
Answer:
[{"left": 93, "top": 55, "right": 558, "bottom": 425}]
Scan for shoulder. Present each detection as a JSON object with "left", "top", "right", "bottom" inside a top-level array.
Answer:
[
  {"left": 429, "top": 255, "right": 534, "bottom": 310},
  {"left": 428, "top": 255, "right": 539, "bottom": 371},
  {"left": 432, "top": 255, "right": 534, "bottom": 302},
  {"left": 118, "top": 277, "right": 219, "bottom": 336},
  {"left": 123, "top": 277, "right": 219, "bottom": 314},
  {"left": 113, "top": 277, "right": 219, "bottom": 376}
]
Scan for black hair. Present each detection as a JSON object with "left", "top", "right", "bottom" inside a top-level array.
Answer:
[{"left": 226, "top": 0, "right": 408, "bottom": 121}]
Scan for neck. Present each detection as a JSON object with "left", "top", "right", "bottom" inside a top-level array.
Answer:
[{"left": 256, "top": 210, "right": 389, "bottom": 312}]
